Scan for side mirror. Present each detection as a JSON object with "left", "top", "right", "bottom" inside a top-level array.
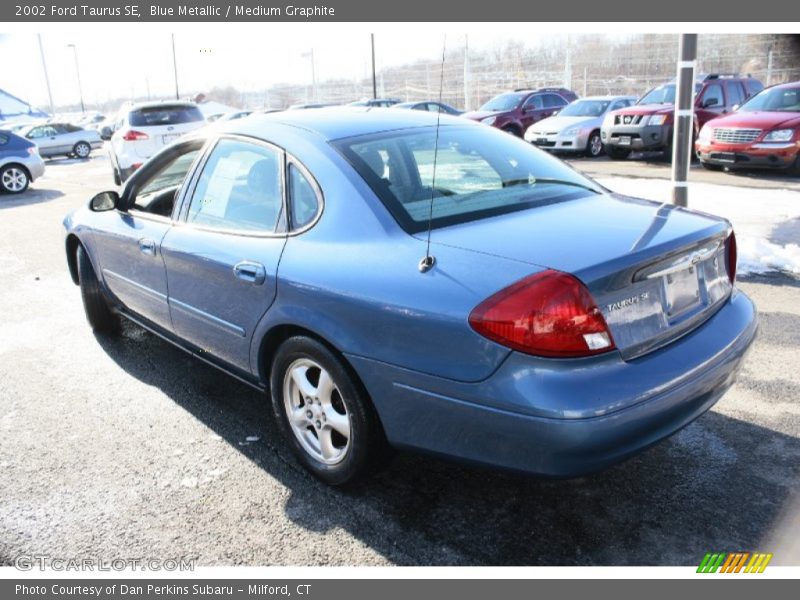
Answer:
[
  {"left": 89, "top": 191, "right": 120, "bottom": 212},
  {"left": 99, "top": 126, "right": 112, "bottom": 140},
  {"left": 702, "top": 97, "right": 719, "bottom": 108}
]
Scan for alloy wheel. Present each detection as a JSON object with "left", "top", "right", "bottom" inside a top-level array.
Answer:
[
  {"left": 1, "top": 167, "right": 28, "bottom": 192},
  {"left": 589, "top": 134, "right": 603, "bottom": 157},
  {"left": 282, "top": 358, "right": 351, "bottom": 465},
  {"left": 75, "top": 143, "right": 91, "bottom": 158}
]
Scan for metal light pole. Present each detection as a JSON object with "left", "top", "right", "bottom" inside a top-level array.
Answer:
[
  {"left": 171, "top": 34, "right": 180, "bottom": 100},
  {"left": 671, "top": 33, "right": 698, "bottom": 208},
  {"left": 38, "top": 35, "right": 54, "bottom": 114},
  {"left": 371, "top": 34, "right": 377, "bottom": 100},
  {"left": 302, "top": 49, "right": 317, "bottom": 102},
  {"left": 66, "top": 43, "right": 85, "bottom": 113}
]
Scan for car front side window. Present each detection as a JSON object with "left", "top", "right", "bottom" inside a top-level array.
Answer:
[
  {"left": 130, "top": 145, "right": 202, "bottom": 217},
  {"left": 186, "top": 138, "right": 283, "bottom": 233}
]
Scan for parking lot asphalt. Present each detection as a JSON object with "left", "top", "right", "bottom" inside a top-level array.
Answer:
[{"left": 1, "top": 155, "right": 799, "bottom": 566}]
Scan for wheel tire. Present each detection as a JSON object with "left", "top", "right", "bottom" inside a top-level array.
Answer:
[
  {"left": 700, "top": 160, "right": 723, "bottom": 171},
  {"left": 585, "top": 131, "right": 604, "bottom": 158},
  {"left": 73, "top": 142, "right": 92, "bottom": 159},
  {"left": 270, "top": 336, "right": 390, "bottom": 486},
  {"left": 502, "top": 125, "right": 521, "bottom": 137},
  {"left": 0, "top": 164, "right": 30, "bottom": 194},
  {"left": 606, "top": 146, "right": 631, "bottom": 160},
  {"left": 76, "top": 245, "right": 119, "bottom": 334}
]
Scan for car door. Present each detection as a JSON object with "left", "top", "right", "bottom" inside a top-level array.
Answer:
[
  {"left": 695, "top": 82, "right": 727, "bottom": 129},
  {"left": 28, "top": 125, "right": 59, "bottom": 156},
  {"left": 520, "top": 94, "right": 546, "bottom": 130},
  {"left": 90, "top": 140, "right": 205, "bottom": 331},
  {"left": 160, "top": 136, "right": 288, "bottom": 372},
  {"left": 544, "top": 94, "right": 569, "bottom": 118},
  {"left": 51, "top": 124, "right": 76, "bottom": 155}
]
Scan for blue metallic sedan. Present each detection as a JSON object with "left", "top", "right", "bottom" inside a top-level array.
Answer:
[{"left": 63, "top": 108, "right": 757, "bottom": 485}]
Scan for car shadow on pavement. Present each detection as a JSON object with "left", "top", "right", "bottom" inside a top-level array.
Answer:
[
  {"left": 94, "top": 318, "right": 800, "bottom": 566},
  {"left": 0, "top": 189, "right": 64, "bottom": 209}
]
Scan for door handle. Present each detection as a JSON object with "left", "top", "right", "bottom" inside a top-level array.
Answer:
[
  {"left": 233, "top": 261, "right": 266, "bottom": 285},
  {"left": 138, "top": 238, "right": 156, "bottom": 256}
]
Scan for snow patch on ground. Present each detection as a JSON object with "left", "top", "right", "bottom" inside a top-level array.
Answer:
[{"left": 597, "top": 177, "right": 800, "bottom": 276}]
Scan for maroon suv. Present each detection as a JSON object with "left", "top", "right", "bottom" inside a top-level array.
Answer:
[
  {"left": 463, "top": 88, "right": 579, "bottom": 137},
  {"left": 601, "top": 74, "right": 764, "bottom": 159}
]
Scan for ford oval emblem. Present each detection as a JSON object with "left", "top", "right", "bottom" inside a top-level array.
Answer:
[
  {"left": 167, "top": 126, "right": 175, "bottom": 131},
  {"left": 623, "top": 116, "right": 631, "bottom": 124}
]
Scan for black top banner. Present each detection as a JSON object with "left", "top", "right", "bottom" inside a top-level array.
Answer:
[{"left": 4, "top": 0, "right": 800, "bottom": 22}]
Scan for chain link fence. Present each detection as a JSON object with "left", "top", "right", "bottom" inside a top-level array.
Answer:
[{"left": 242, "top": 34, "right": 800, "bottom": 110}]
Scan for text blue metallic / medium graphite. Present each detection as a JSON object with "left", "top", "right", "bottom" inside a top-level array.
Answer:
[{"left": 63, "top": 107, "right": 757, "bottom": 485}]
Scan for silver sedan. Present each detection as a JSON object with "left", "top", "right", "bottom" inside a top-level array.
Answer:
[
  {"left": 20, "top": 122, "right": 102, "bottom": 159},
  {"left": 524, "top": 95, "right": 638, "bottom": 157}
]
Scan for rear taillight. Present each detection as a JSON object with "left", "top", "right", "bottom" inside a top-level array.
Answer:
[
  {"left": 726, "top": 231, "right": 737, "bottom": 284},
  {"left": 122, "top": 130, "right": 149, "bottom": 141},
  {"left": 469, "top": 270, "right": 616, "bottom": 358}
]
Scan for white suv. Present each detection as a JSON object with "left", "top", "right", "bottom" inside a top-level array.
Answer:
[{"left": 107, "top": 101, "right": 206, "bottom": 184}]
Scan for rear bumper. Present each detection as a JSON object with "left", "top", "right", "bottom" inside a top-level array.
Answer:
[
  {"left": 696, "top": 141, "right": 799, "bottom": 169},
  {"left": 24, "top": 155, "right": 46, "bottom": 181},
  {"left": 348, "top": 289, "right": 757, "bottom": 477},
  {"left": 602, "top": 123, "right": 671, "bottom": 151}
]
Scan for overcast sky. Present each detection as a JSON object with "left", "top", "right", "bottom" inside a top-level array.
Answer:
[{"left": 1, "top": 29, "right": 560, "bottom": 109}]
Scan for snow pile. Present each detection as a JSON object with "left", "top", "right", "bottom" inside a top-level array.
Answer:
[{"left": 597, "top": 177, "right": 800, "bottom": 276}]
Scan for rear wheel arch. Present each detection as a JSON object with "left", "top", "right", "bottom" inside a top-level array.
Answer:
[{"left": 258, "top": 324, "right": 349, "bottom": 385}]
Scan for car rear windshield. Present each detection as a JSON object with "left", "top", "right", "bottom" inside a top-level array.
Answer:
[
  {"left": 334, "top": 125, "right": 602, "bottom": 233},
  {"left": 129, "top": 105, "right": 205, "bottom": 127},
  {"left": 739, "top": 86, "right": 800, "bottom": 112}
]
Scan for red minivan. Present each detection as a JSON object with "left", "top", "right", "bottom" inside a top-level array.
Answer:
[{"left": 695, "top": 81, "right": 800, "bottom": 174}]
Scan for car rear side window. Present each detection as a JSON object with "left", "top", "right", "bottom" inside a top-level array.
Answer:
[
  {"left": 335, "top": 125, "right": 600, "bottom": 233},
  {"left": 129, "top": 105, "right": 205, "bottom": 127},
  {"left": 186, "top": 138, "right": 283, "bottom": 233},
  {"left": 287, "top": 163, "right": 319, "bottom": 229},
  {"left": 727, "top": 82, "right": 745, "bottom": 107}
]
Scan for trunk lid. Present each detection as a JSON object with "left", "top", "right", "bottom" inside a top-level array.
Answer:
[{"left": 425, "top": 192, "right": 733, "bottom": 359}]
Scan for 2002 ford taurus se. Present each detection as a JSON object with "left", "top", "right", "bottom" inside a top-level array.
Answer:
[{"left": 63, "top": 108, "right": 757, "bottom": 485}]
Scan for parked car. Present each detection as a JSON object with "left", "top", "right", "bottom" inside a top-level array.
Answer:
[
  {"left": 215, "top": 111, "right": 253, "bottom": 122},
  {"left": 107, "top": 101, "right": 206, "bottom": 184},
  {"left": 463, "top": 88, "right": 579, "bottom": 137},
  {"left": 392, "top": 101, "right": 462, "bottom": 115},
  {"left": 524, "top": 95, "right": 637, "bottom": 157},
  {"left": 695, "top": 81, "right": 800, "bottom": 174},
  {"left": 287, "top": 103, "right": 340, "bottom": 110},
  {"left": 348, "top": 98, "right": 401, "bottom": 108},
  {"left": 601, "top": 74, "right": 764, "bottom": 160},
  {"left": 19, "top": 122, "right": 102, "bottom": 159},
  {"left": 64, "top": 108, "right": 756, "bottom": 485},
  {"left": 0, "top": 129, "right": 45, "bottom": 193}
]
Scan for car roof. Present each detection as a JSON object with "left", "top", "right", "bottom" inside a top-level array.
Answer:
[{"left": 222, "top": 106, "right": 477, "bottom": 141}]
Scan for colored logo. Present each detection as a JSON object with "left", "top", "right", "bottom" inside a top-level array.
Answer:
[{"left": 697, "top": 552, "right": 773, "bottom": 573}]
